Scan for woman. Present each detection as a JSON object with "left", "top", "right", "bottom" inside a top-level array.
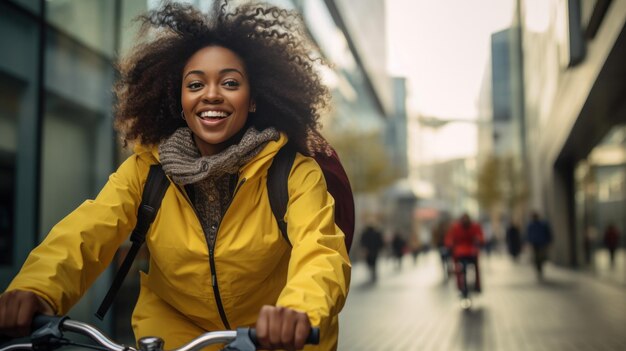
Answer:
[{"left": 0, "top": 1, "right": 351, "bottom": 350}]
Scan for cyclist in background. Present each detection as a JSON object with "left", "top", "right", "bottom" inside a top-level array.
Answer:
[{"left": 445, "top": 213, "right": 485, "bottom": 295}]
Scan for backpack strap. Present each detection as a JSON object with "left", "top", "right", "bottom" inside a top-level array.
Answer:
[
  {"left": 267, "top": 145, "right": 296, "bottom": 246},
  {"left": 313, "top": 147, "right": 355, "bottom": 251},
  {"left": 95, "top": 164, "right": 170, "bottom": 320}
]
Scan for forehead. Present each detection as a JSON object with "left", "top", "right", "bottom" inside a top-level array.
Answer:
[{"left": 184, "top": 46, "right": 246, "bottom": 72}]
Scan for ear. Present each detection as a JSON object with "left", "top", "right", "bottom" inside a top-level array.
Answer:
[{"left": 249, "top": 99, "right": 257, "bottom": 113}]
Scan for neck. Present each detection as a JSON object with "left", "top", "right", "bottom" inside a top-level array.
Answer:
[{"left": 193, "top": 128, "right": 247, "bottom": 156}]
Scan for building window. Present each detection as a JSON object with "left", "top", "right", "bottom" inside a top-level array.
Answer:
[{"left": 0, "top": 2, "right": 41, "bottom": 268}]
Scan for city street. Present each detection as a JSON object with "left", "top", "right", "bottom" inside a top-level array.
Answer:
[{"left": 339, "top": 252, "right": 626, "bottom": 351}]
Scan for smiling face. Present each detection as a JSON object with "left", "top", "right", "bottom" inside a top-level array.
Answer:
[{"left": 181, "top": 46, "right": 254, "bottom": 156}]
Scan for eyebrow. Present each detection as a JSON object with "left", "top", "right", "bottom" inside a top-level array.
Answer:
[{"left": 184, "top": 68, "right": 245, "bottom": 79}]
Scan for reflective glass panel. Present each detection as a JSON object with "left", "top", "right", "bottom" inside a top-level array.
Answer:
[
  {"left": 577, "top": 124, "right": 626, "bottom": 285},
  {"left": 8, "top": 0, "right": 41, "bottom": 14},
  {"left": 0, "top": 2, "right": 40, "bottom": 270},
  {"left": 46, "top": 0, "right": 116, "bottom": 57},
  {"left": 40, "top": 20, "right": 115, "bottom": 328}
]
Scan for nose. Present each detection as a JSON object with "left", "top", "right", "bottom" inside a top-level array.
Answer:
[{"left": 202, "top": 84, "right": 223, "bottom": 103}]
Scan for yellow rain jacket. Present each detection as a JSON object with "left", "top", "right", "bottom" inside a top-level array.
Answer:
[{"left": 7, "top": 134, "right": 351, "bottom": 350}]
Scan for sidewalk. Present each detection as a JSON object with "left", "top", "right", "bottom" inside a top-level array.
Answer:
[{"left": 338, "top": 251, "right": 626, "bottom": 351}]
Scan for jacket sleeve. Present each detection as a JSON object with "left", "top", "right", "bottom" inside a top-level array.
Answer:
[
  {"left": 5, "top": 154, "right": 149, "bottom": 314},
  {"left": 275, "top": 153, "right": 351, "bottom": 328}
]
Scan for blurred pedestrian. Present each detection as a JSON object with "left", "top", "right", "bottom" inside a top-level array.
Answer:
[
  {"left": 407, "top": 230, "right": 421, "bottom": 265},
  {"left": 481, "top": 218, "right": 495, "bottom": 256},
  {"left": 391, "top": 230, "right": 406, "bottom": 270},
  {"left": 433, "top": 217, "right": 452, "bottom": 279},
  {"left": 526, "top": 211, "right": 553, "bottom": 279},
  {"left": 583, "top": 226, "right": 597, "bottom": 264},
  {"left": 505, "top": 222, "right": 522, "bottom": 261},
  {"left": 360, "top": 225, "right": 385, "bottom": 282},
  {"left": 445, "top": 213, "right": 484, "bottom": 293},
  {"left": 603, "top": 223, "right": 620, "bottom": 267},
  {"left": 418, "top": 223, "right": 432, "bottom": 253}
]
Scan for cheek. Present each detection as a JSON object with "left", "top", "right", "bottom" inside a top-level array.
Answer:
[
  {"left": 236, "top": 92, "right": 252, "bottom": 109},
  {"left": 180, "top": 90, "right": 191, "bottom": 108},
  {"left": 181, "top": 92, "right": 199, "bottom": 114}
]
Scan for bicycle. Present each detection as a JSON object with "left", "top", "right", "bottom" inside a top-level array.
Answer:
[
  {"left": 0, "top": 315, "right": 319, "bottom": 351},
  {"left": 453, "top": 256, "right": 479, "bottom": 309}
]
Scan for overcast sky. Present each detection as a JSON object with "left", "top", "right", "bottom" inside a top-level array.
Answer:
[
  {"left": 386, "top": 0, "right": 515, "bottom": 163},
  {"left": 386, "top": 0, "right": 515, "bottom": 119}
]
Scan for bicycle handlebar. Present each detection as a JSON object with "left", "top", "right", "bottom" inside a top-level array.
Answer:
[{"left": 0, "top": 315, "right": 320, "bottom": 351}]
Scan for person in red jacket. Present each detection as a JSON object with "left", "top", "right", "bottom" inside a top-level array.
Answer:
[{"left": 445, "top": 213, "right": 485, "bottom": 294}]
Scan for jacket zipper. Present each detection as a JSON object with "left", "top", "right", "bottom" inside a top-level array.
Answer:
[
  {"left": 208, "top": 245, "right": 229, "bottom": 329},
  {"left": 174, "top": 179, "right": 245, "bottom": 329},
  {"left": 207, "top": 177, "right": 247, "bottom": 330},
  {"left": 176, "top": 182, "right": 236, "bottom": 329}
]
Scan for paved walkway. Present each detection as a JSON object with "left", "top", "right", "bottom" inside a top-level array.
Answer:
[{"left": 338, "top": 252, "right": 626, "bottom": 351}]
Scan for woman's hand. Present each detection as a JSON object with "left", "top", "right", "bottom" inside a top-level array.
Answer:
[
  {"left": 0, "top": 290, "right": 55, "bottom": 337},
  {"left": 255, "top": 305, "right": 311, "bottom": 350}
]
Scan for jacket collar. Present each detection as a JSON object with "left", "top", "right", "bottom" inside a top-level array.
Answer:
[{"left": 239, "top": 132, "right": 288, "bottom": 179}]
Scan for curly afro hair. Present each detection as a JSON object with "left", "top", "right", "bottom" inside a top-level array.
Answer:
[{"left": 114, "top": 0, "right": 332, "bottom": 155}]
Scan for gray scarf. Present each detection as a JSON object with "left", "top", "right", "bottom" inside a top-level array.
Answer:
[{"left": 158, "top": 127, "right": 280, "bottom": 185}]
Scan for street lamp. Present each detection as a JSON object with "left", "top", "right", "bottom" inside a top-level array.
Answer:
[
  {"left": 415, "top": 115, "right": 491, "bottom": 129},
  {"left": 410, "top": 114, "right": 493, "bottom": 217}
]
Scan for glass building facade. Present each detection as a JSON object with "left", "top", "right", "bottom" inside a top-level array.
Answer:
[
  {"left": 575, "top": 125, "right": 626, "bottom": 285},
  {"left": 1, "top": 0, "right": 121, "bottom": 335},
  {"left": 0, "top": 0, "right": 389, "bottom": 342},
  {"left": 521, "top": 0, "right": 626, "bottom": 285}
]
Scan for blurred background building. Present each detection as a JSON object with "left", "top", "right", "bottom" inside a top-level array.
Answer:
[
  {"left": 402, "top": 0, "right": 626, "bottom": 288},
  {"left": 1, "top": 0, "right": 118, "bottom": 334},
  {"left": 521, "top": 0, "right": 626, "bottom": 283},
  {"left": 292, "top": 0, "right": 400, "bottom": 255}
]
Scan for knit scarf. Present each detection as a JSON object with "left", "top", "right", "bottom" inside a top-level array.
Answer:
[{"left": 158, "top": 127, "right": 280, "bottom": 185}]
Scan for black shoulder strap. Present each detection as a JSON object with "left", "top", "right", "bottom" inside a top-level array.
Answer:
[
  {"left": 267, "top": 146, "right": 296, "bottom": 246},
  {"left": 96, "top": 164, "right": 170, "bottom": 320}
]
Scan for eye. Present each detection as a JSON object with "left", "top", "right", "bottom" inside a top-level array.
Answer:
[
  {"left": 223, "top": 79, "right": 240, "bottom": 88},
  {"left": 186, "top": 81, "right": 204, "bottom": 90}
]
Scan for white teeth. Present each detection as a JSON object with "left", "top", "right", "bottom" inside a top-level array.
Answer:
[{"left": 199, "top": 110, "right": 229, "bottom": 118}]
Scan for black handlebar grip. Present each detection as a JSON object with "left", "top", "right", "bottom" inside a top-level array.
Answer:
[
  {"left": 249, "top": 327, "right": 320, "bottom": 346},
  {"left": 0, "top": 315, "right": 63, "bottom": 345},
  {"left": 32, "top": 315, "right": 63, "bottom": 331},
  {"left": 306, "top": 327, "right": 320, "bottom": 344}
]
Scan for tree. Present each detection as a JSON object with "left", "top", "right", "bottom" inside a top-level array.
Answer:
[
  {"left": 324, "top": 129, "right": 397, "bottom": 193},
  {"left": 476, "top": 156, "right": 502, "bottom": 211},
  {"left": 476, "top": 154, "right": 528, "bottom": 216}
]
